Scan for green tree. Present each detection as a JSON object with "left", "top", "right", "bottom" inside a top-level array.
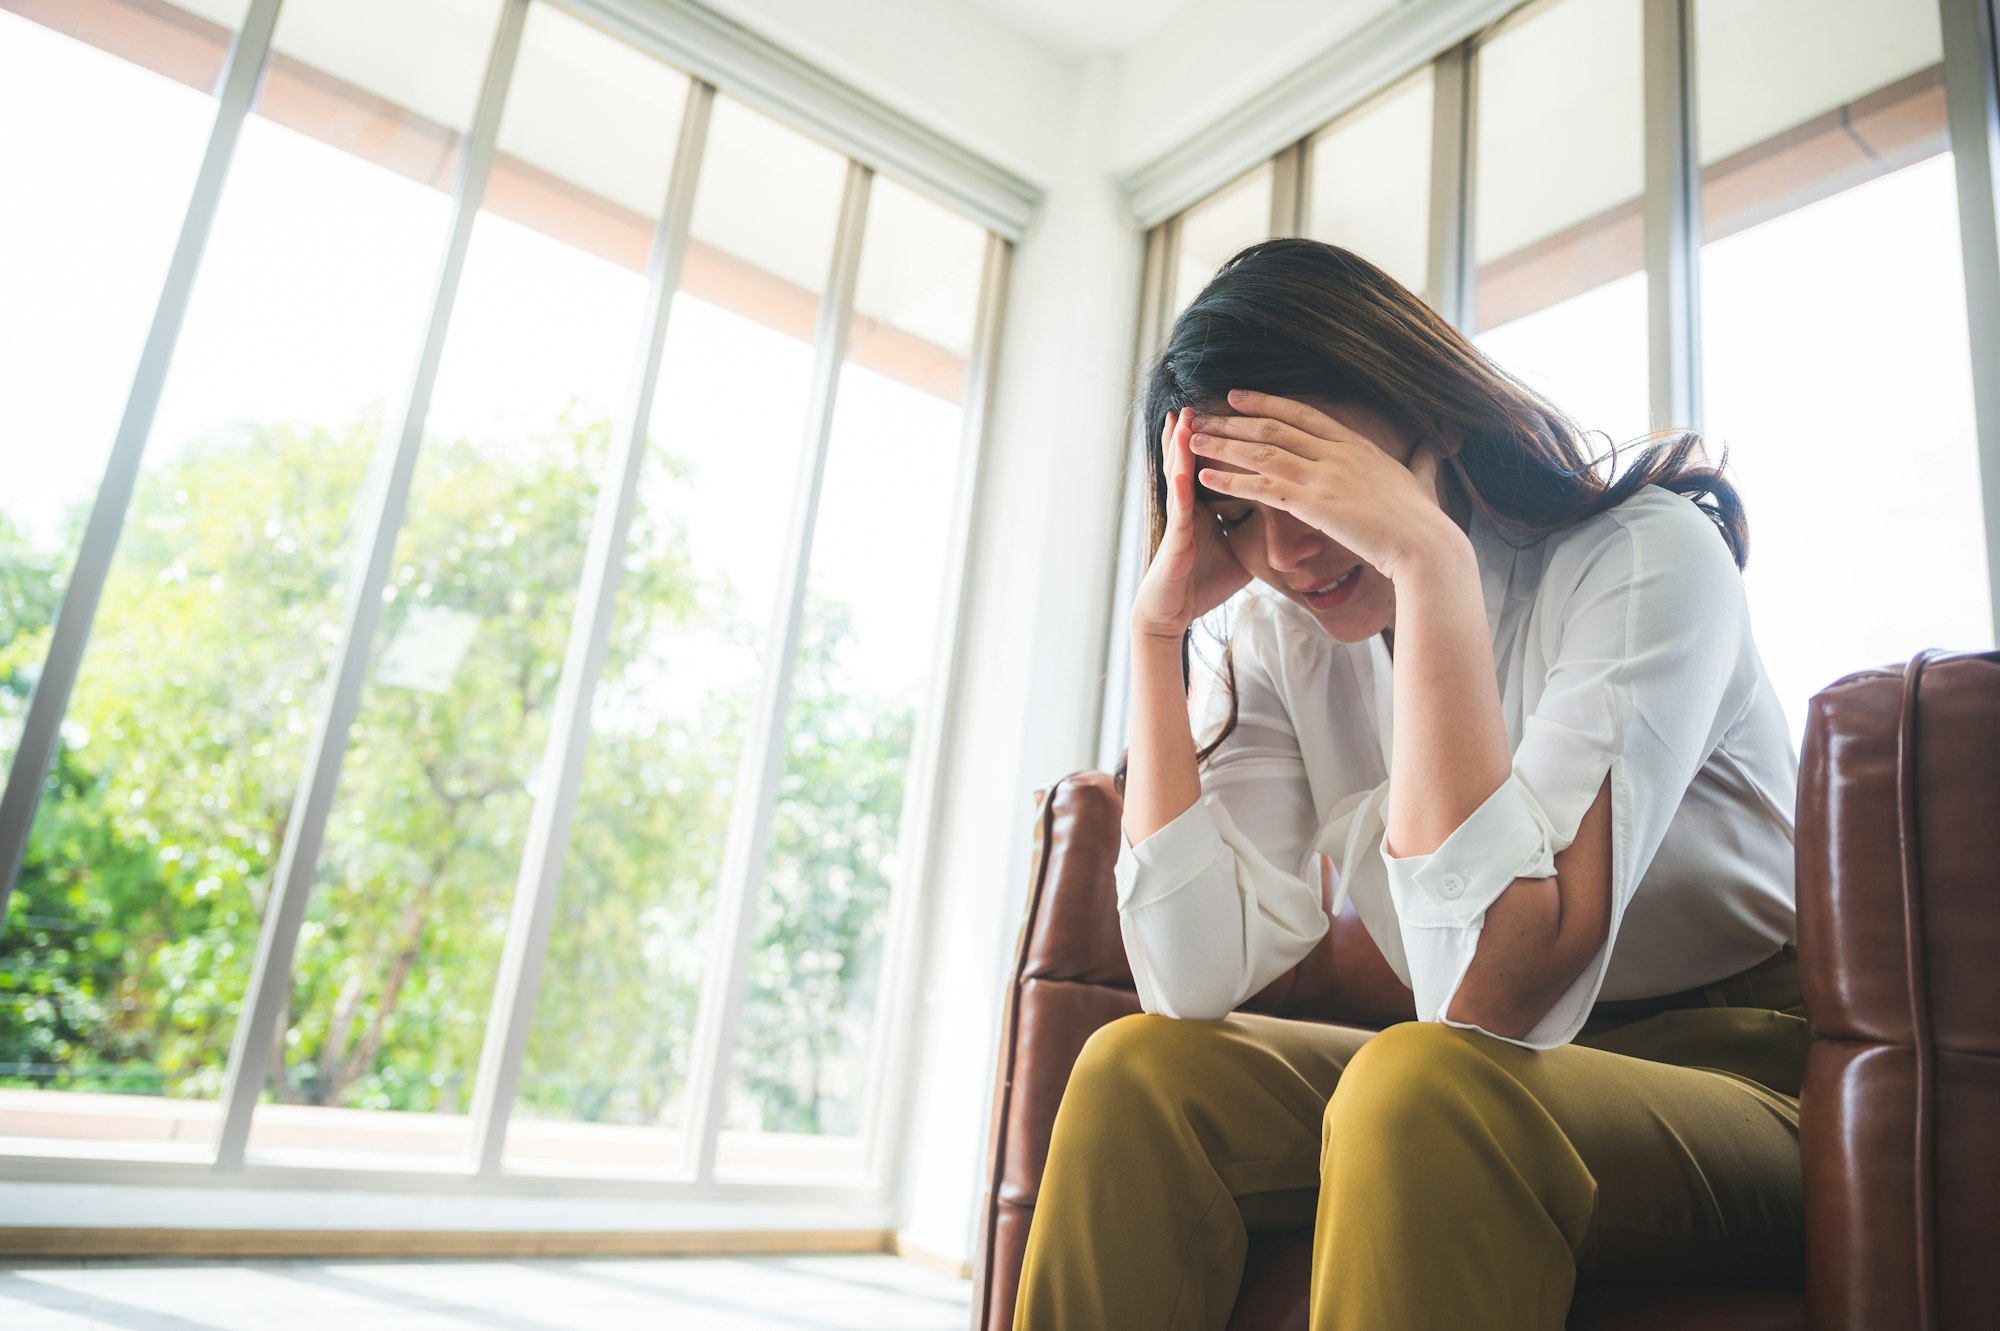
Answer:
[
  {"left": 1, "top": 412, "right": 911, "bottom": 1138},
  {"left": 730, "top": 593, "right": 911, "bottom": 1136}
]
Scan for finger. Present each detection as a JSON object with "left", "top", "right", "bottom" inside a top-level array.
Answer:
[
  {"left": 1166, "top": 411, "right": 1191, "bottom": 503},
  {"left": 1187, "top": 410, "right": 1334, "bottom": 463},
  {"left": 1174, "top": 409, "right": 1196, "bottom": 502},
  {"left": 1166, "top": 411, "right": 1196, "bottom": 535},
  {"left": 1199, "top": 465, "right": 1298, "bottom": 514},
  {"left": 1188, "top": 429, "right": 1315, "bottom": 487},
  {"left": 1218, "top": 388, "right": 1362, "bottom": 448}
]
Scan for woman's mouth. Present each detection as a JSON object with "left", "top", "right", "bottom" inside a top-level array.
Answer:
[{"left": 1300, "top": 565, "right": 1362, "bottom": 610}]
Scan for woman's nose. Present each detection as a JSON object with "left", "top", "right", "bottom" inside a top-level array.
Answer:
[{"left": 1263, "top": 510, "right": 1324, "bottom": 571}]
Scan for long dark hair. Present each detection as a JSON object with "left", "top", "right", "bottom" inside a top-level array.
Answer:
[{"left": 1114, "top": 236, "right": 1746, "bottom": 794}]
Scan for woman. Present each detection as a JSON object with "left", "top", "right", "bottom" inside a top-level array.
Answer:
[{"left": 1013, "top": 238, "right": 1806, "bottom": 1331}]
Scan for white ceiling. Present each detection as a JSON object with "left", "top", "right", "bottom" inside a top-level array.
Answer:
[{"left": 960, "top": 0, "right": 1204, "bottom": 58}]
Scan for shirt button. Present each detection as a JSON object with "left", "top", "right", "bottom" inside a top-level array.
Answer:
[{"left": 1439, "top": 872, "right": 1466, "bottom": 899}]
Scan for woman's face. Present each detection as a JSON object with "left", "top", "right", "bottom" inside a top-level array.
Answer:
[{"left": 1194, "top": 398, "right": 1445, "bottom": 643}]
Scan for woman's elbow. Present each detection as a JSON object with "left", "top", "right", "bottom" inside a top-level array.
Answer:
[{"left": 1444, "top": 925, "right": 1605, "bottom": 1038}]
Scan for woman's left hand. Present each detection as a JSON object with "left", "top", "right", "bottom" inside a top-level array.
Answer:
[{"left": 1189, "top": 388, "right": 1464, "bottom": 580}]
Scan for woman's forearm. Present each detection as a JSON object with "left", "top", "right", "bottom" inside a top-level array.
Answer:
[
  {"left": 1386, "top": 525, "right": 1594, "bottom": 1037},
  {"left": 1384, "top": 530, "right": 1513, "bottom": 857},
  {"left": 1122, "top": 626, "right": 1203, "bottom": 846}
]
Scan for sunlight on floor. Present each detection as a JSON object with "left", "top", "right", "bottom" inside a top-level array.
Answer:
[{"left": 0, "top": 1252, "right": 971, "bottom": 1331}]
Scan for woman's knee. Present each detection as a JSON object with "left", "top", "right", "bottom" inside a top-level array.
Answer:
[
  {"left": 1317, "top": 1021, "right": 1599, "bottom": 1255},
  {"left": 1063, "top": 1012, "right": 1238, "bottom": 1121},
  {"left": 1321, "top": 1021, "right": 1504, "bottom": 1142}
]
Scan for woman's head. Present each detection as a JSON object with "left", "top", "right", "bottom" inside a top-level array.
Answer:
[
  {"left": 1183, "top": 396, "right": 1463, "bottom": 644},
  {"left": 1128, "top": 236, "right": 1745, "bottom": 777}
]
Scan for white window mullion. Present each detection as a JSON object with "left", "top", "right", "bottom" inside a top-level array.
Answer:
[
  {"left": 1427, "top": 42, "right": 1475, "bottom": 331},
  {"left": 858, "top": 232, "right": 1013, "bottom": 1185},
  {"left": 1939, "top": 0, "right": 2000, "bottom": 634},
  {"left": 1270, "top": 141, "right": 1305, "bottom": 237},
  {"left": 463, "top": 78, "right": 718, "bottom": 1179},
  {"left": 209, "top": 0, "right": 532, "bottom": 1173},
  {"left": 679, "top": 159, "right": 874, "bottom": 1184},
  {"left": 1644, "top": 0, "right": 1703, "bottom": 432}
]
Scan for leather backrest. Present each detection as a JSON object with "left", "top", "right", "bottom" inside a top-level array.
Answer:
[{"left": 1796, "top": 649, "right": 2000, "bottom": 1331}]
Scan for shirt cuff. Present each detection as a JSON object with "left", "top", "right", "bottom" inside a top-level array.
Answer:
[
  {"left": 1378, "top": 771, "right": 1558, "bottom": 930},
  {"left": 1114, "top": 795, "right": 1226, "bottom": 911}
]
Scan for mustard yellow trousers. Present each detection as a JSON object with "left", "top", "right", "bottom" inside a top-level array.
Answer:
[{"left": 1013, "top": 945, "right": 1809, "bottom": 1331}]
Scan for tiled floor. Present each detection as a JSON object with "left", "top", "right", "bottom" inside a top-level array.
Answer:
[{"left": 0, "top": 1253, "right": 972, "bottom": 1330}]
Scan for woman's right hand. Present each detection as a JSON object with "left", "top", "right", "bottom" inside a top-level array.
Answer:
[{"left": 1131, "top": 407, "right": 1252, "bottom": 643}]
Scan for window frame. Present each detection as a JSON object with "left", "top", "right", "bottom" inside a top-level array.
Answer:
[{"left": 0, "top": 0, "right": 1022, "bottom": 1215}]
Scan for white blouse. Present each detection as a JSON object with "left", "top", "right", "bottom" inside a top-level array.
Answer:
[{"left": 1113, "top": 483, "right": 1799, "bottom": 1050}]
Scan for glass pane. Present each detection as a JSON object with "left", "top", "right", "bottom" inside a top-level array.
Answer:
[
  {"left": 1695, "top": 0, "right": 1991, "bottom": 744},
  {"left": 717, "top": 174, "right": 986, "bottom": 1180},
  {"left": 691, "top": 95, "right": 847, "bottom": 300},
  {"left": 502, "top": 99, "right": 846, "bottom": 1176},
  {"left": 0, "top": 2, "right": 229, "bottom": 788},
  {"left": 1171, "top": 162, "right": 1275, "bottom": 314},
  {"left": 1305, "top": 67, "right": 1434, "bottom": 298},
  {"left": 237, "top": 1, "right": 685, "bottom": 1167},
  {"left": 0, "top": 0, "right": 497, "bottom": 1157},
  {"left": 1472, "top": 0, "right": 1650, "bottom": 446}
]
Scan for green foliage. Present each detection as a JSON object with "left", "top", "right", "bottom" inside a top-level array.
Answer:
[
  {"left": 0, "top": 412, "right": 911, "bottom": 1138},
  {"left": 731, "top": 595, "right": 910, "bottom": 1136}
]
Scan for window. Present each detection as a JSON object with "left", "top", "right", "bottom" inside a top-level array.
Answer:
[
  {"left": 0, "top": 0, "right": 1007, "bottom": 1193},
  {"left": 3, "top": 0, "right": 500, "bottom": 1155},
  {"left": 1472, "top": 0, "right": 1651, "bottom": 448},
  {"left": 1693, "top": 0, "right": 1994, "bottom": 742},
  {"left": 503, "top": 93, "right": 845, "bottom": 1176},
  {"left": 244, "top": 0, "right": 676, "bottom": 1166},
  {"left": 1171, "top": 162, "right": 1276, "bottom": 315},
  {"left": 1305, "top": 66, "right": 1435, "bottom": 299},
  {"left": 717, "top": 174, "right": 987, "bottom": 1178},
  {"left": 0, "top": 5, "right": 241, "bottom": 1138},
  {"left": 0, "top": 1, "right": 236, "bottom": 783}
]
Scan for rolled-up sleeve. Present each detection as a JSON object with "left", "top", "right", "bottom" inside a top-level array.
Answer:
[
  {"left": 1114, "top": 601, "right": 1330, "bottom": 1020},
  {"left": 1378, "top": 494, "right": 1759, "bottom": 1049}
]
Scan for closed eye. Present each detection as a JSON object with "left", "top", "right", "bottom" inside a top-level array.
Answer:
[{"left": 1214, "top": 507, "right": 1253, "bottom": 531}]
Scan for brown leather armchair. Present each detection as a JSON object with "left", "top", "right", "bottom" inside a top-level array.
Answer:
[{"left": 970, "top": 649, "right": 1999, "bottom": 1331}]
